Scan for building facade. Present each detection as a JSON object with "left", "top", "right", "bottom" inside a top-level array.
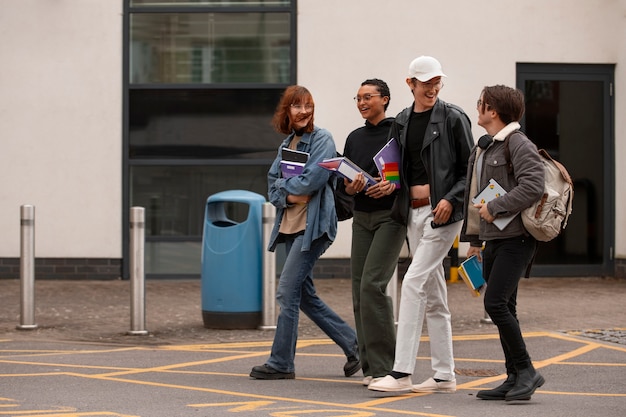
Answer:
[{"left": 1, "top": 0, "right": 624, "bottom": 279}]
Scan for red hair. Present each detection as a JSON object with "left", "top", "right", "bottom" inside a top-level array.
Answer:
[{"left": 272, "top": 85, "right": 315, "bottom": 135}]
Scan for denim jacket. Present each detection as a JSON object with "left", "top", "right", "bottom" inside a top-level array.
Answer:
[{"left": 267, "top": 126, "right": 338, "bottom": 252}]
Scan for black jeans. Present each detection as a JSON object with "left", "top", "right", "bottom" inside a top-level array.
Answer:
[{"left": 483, "top": 235, "right": 537, "bottom": 373}]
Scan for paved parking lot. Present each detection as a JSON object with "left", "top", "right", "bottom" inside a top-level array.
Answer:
[
  {"left": 1, "top": 330, "right": 625, "bottom": 417},
  {"left": 1, "top": 277, "right": 625, "bottom": 416}
]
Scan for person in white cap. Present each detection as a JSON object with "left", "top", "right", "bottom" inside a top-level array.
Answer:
[{"left": 368, "top": 56, "right": 473, "bottom": 393}]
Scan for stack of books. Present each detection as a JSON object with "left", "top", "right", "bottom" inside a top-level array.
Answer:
[
  {"left": 317, "top": 157, "right": 377, "bottom": 188},
  {"left": 280, "top": 148, "right": 309, "bottom": 178},
  {"left": 458, "top": 255, "right": 486, "bottom": 297},
  {"left": 318, "top": 138, "right": 401, "bottom": 189}
]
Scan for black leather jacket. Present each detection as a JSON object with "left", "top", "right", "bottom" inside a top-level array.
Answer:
[{"left": 390, "top": 99, "right": 473, "bottom": 227}]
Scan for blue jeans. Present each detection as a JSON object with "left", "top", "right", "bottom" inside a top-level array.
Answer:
[{"left": 266, "top": 234, "right": 358, "bottom": 373}]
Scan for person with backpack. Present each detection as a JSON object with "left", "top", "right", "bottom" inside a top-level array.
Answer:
[
  {"left": 460, "top": 84, "right": 546, "bottom": 401},
  {"left": 340, "top": 79, "right": 406, "bottom": 387},
  {"left": 249, "top": 85, "right": 360, "bottom": 380}
]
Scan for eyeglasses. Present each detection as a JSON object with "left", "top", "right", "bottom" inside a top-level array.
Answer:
[
  {"left": 477, "top": 99, "right": 486, "bottom": 108},
  {"left": 353, "top": 94, "right": 381, "bottom": 103},
  {"left": 290, "top": 104, "right": 314, "bottom": 111},
  {"left": 416, "top": 80, "right": 444, "bottom": 90}
]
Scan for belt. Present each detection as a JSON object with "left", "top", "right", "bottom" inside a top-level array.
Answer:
[{"left": 411, "top": 197, "right": 430, "bottom": 209}]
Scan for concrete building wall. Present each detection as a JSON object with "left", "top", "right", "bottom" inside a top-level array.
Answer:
[
  {"left": 0, "top": 0, "right": 123, "bottom": 259},
  {"left": 297, "top": 0, "right": 626, "bottom": 260},
  {"left": 0, "top": 0, "right": 624, "bottom": 274}
]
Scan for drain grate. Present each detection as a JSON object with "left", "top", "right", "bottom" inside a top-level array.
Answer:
[
  {"left": 566, "top": 328, "right": 626, "bottom": 345},
  {"left": 455, "top": 368, "right": 501, "bottom": 377}
]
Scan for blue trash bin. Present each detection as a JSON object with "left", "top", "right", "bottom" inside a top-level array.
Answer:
[{"left": 201, "top": 190, "right": 266, "bottom": 329}]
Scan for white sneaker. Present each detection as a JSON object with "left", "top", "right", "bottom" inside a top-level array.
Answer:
[
  {"left": 411, "top": 377, "right": 457, "bottom": 393},
  {"left": 362, "top": 376, "right": 372, "bottom": 386},
  {"left": 366, "top": 377, "right": 383, "bottom": 387},
  {"left": 367, "top": 375, "right": 412, "bottom": 392}
]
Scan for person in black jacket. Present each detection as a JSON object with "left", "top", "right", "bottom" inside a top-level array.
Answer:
[
  {"left": 369, "top": 56, "right": 473, "bottom": 394},
  {"left": 341, "top": 79, "right": 406, "bottom": 387}
]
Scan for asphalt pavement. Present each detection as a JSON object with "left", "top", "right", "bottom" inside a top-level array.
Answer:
[{"left": 1, "top": 276, "right": 625, "bottom": 417}]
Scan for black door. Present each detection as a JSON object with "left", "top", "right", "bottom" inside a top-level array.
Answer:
[{"left": 517, "top": 63, "right": 615, "bottom": 276}]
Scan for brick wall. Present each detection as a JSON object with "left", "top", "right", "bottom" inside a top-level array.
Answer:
[
  {"left": 0, "top": 258, "right": 122, "bottom": 280},
  {"left": 615, "top": 259, "right": 626, "bottom": 279}
]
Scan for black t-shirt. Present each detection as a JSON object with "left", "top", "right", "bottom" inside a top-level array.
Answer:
[
  {"left": 343, "top": 118, "right": 397, "bottom": 212},
  {"left": 406, "top": 109, "right": 432, "bottom": 186}
]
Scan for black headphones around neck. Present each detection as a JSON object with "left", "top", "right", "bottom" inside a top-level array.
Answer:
[{"left": 477, "top": 134, "right": 493, "bottom": 149}]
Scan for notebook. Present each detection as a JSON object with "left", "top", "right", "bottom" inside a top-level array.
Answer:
[
  {"left": 280, "top": 148, "right": 309, "bottom": 178},
  {"left": 372, "top": 138, "right": 401, "bottom": 189},
  {"left": 458, "top": 255, "right": 486, "bottom": 297},
  {"left": 472, "top": 178, "right": 517, "bottom": 230},
  {"left": 318, "top": 157, "right": 377, "bottom": 188}
]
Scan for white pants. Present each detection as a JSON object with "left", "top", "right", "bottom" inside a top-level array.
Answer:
[{"left": 393, "top": 206, "right": 461, "bottom": 380}]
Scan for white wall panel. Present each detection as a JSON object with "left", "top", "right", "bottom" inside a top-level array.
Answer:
[
  {"left": 0, "top": 1, "right": 122, "bottom": 257},
  {"left": 0, "top": 0, "right": 623, "bottom": 263}
]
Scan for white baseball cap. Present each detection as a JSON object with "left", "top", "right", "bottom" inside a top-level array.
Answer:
[{"left": 408, "top": 56, "right": 447, "bottom": 82}]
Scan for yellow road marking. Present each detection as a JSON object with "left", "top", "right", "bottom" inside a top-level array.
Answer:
[
  {"left": 3, "top": 413, "right": 139, "bottom": 417},
  {"left": 188, "top": 400, "right": 276, "bottom": 411},
  {"left": 2, "top": 331, "right": 624, "bottom": 416}
]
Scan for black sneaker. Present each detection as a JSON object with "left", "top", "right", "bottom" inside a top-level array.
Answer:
[
  {"left": 343, "top": 356, "right": 361, "bottom": 377},
  {"left": 250, "top": 364, "right": 295, "bottom": 380}
]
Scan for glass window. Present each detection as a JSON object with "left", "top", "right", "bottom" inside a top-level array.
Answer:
[
  {"left": 125, "top": 0, "right": 295, "bottom": 277},
  {"left": 129, "top": 88, "right": 283, "bottom": 159},
  {"left": 131, "top": 0, "right": 290, "bottom": 6},
  {"left": 130, "top": 13, "right": 291, "bottom": 84},
  {"left": 132, "top": 164, "right": 270, "bottom": 276},
  {"left": 130, "top": 164, "right": 270, "bottom": 238}
]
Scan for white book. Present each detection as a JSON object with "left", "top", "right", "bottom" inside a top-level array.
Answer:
[
  {"left": 472, "top": 178, "right": 517, "bottom": 231},
  {"left": 318, "top": 156, "right": 377, "bottom": 188}
]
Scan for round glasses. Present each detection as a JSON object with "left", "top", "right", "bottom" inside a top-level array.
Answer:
[
  {"left": 353, "top": 94, "right": 381, "bottom": 103},
  {"left": 290, "top": 104, "right": 314, "bottom": 111}
]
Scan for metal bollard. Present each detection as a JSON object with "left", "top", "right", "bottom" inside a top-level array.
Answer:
[
  {"left": 385, "top": 265, "right": 399, "bottom": 325},
  {"left": 258, "top": 203, "right": 277, "bottom": 330},
  {"left": 481, "top": 310, "right": 494, "bottom": 324},
  {"left": 17, "top": 205, "right": 37, "bottom": 330},
  {"left": 128, "top": 207, "right": 148, "bottom": 335}
]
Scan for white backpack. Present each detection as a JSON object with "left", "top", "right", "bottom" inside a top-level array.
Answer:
[{"left": 505, "top": 135, "right": 574, "bottom": 242}]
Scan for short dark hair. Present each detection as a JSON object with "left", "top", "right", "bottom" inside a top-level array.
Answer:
[
  {"left": 481, "top": 85, "right": 525, "bottom": 125},
  {"left": 272, "top": 85, "right": 315, "bottom": 135},
  {"left": 361, "top": 78, "right": 391, "bottom": 111}
]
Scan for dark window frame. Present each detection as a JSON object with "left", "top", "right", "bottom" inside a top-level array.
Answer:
[
  {"left": 517, "top": 63, "right": 615, "bottom": 277},
  {"left": 122, "top": 0, "right": 297, "bottom": 278}
]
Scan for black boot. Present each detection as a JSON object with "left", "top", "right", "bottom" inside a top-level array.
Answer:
[
  {"left": 476, "top": 373, "right": 517, "bottom": 400},
  {"left": 343, "top": 355, "right": 361, "bottom": 377},
  {"left": 250, "top": 364, "right": 295, "bottom": 380},
  {"left": 505, "top": 366, "right": 545, "bottom": 401}
]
